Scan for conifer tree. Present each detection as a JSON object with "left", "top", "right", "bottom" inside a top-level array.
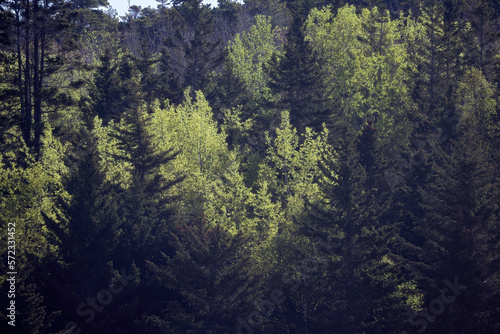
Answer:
[
  {"left": 298, "top": 120, "right": 418, "bottom": 333},
  {"left": 45, "top": 122, "right": 126, "bottom": 333},
  {"left": 88, "top": 44, "right": 122, "bottom": 124},
  {"left": 145, "top": 217, "right": 260, "bottom": 333},
  {"left": 407, "top": 0, "right": 471, "bottom": 134},
  {"left": 171, "top": 0, "right": 224, "bottom": 93},
  {"left": 158, "top": 47, "right": 184, "bottom": 105},
  {"left": 267, "top": 4, "right": 330, "bottom": 133},
  {"left": 207, "top": 62, "right": 250, "bottom": 125},
  {"left": 416, "top": 119, "right": 500, "bottom": 333},
  {"left": 5, "top": 0, "right": 78, "bottom": 159},
  {"left": 56, "top": 100, "right": 185, "bottom": 333},
  {"left": 465, "top": 0, "right": 500, "bottom": 83},
  {"left": 111, "top": 103, "right": 183, "bottom": 269}
]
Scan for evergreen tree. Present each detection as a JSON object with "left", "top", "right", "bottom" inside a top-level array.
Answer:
[
  {"left": 207, "top": 62, "right": 250, "bottom": 125},
  {"left": 111, "top": 103, "right": 184, "bottom": 269},
  {"left": 416, "top": 119, "right": 500, "bottom": 333},
  {"left": 145, "top": 217, "right": 260, "bottom": 333},
  {"left": 267, "top": 10, "right": 330, "bottom": 133},
  {"left": 171, "top": 0, "right": 225, "bottom": 93},
  {"left": 406, "top": 0, "right": 471, "bottom": 135},
  {"left": 464, "top": 0, "right": 500, "bottom": 85},
  {"left": 45, "top": 124, "right": 126, "bottom": 334},
  {"left": 52, "top": 102, "right": 185, "bottom": 333},
  {"left": 87, "top": 43, "right": 122, "bottom": 124},
  {"left": 158, "top": 46, "right": 184, "bottom": 105},
  {"left": 298, "top": 120, "right": 418, "bottom": 333},
  {"left": 4, "top": 0, "right": 79, "bottom": 159},
  {"left": 120, "top": 7, "right": 182, "bottom": 107}
]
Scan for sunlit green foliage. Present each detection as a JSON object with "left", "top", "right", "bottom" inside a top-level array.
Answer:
[
  {"left": 260, "top": 110, "right": 330, "bottom": 219},
  {"left": 1, "top": 1, "right": 499, "bottom": 332},
  {"left": 0, "top": 127, "right": 70, "bottom": 260},
  {"left": 306, "top": 5, "right": 413, "bottom": 145},
  {"left": 227, "top": 15, "right": 284, "bottom": 105}
]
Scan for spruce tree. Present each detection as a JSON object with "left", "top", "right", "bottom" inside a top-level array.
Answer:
[
  {"left": 56, "top": 99, "right": 185, "bottom": 333},
  {"left": 407, "top": 0, "right": 471, "bottom": 135},
  {"left": 298, "top": 120, "right": 416, "bottom": 333},
  {"left": 111, "top": 103, "right": 184, "bottom": 269},
  {"left": 465, "top": 0, "right": 500, "bottom": 83},
  {"left": 88, "top": 44, "right": 122, "bottom": 124},
  {"left": 267, "top": 5, "right": 330, "bottom": 133},
  {"left": 171, "top": 0, "right": 224, "bottom": 93},
  {"left": 145, "top": 217, "right": 260, "bottom": 333},
  {"left": 45, "top": 124, "right": 125, "bottom": 333},
  {"left": 207, "top": 62, "right": 251, "bottom": 125},
  {"left": 416, "top": 121, "right": 500, "bottom": 333}
]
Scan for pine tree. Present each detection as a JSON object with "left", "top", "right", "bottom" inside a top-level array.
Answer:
[
  {"left": 111, "top": 103, "right": 184, "bottom": 269},
  {"left": 88, "top": 44, "right": 122, "bottom": 124},
  {"left": 416, "top": 120, "right": 500, "bottom": 333},
  {"left": 297, "top": 120, "right": 418, "bottom": 333},
  {"left": 171, "top": 0, "right": 224, "bottom": 93},
  {"left": 207, "top": 62, "right": 250, "bottom": 125},
  {"left": 34, "top": 117, "right": 130, "bottom": 333},
  {"left": 267, "top": 6, "right": 330, "bottom": 133},
  {"left": 145, "top": 217, "right": 260, "bottom": 333},
  {"left": 407, "top": 0, "right": 471, "bottom": 132},
  {"left": 51, "top": 102, "right": 185, "bottom": 333},
  {"left": 464, "top": 0, "right": 500, "bottom": 83},
  {"left": 5, "top": 0, "right": 77, "bottom": 159},
  {"left": 157, "top": 46, "right": 184, "bottom": 105}
]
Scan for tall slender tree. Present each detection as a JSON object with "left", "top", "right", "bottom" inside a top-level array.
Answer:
[
  {"left": 111, "top": 102, "right": 184, "bottom": 268},
  {"left": 5, "top": 0, "right": 83, "bottom": 158},
  {"left": 171, "top": 0, "right": 225, "bottom": 93},
  {"left": 416, "top": 117, "right": 500, "bottom": 333},
  {"left": 298, "top": 119, "right": 417, "bottom": 333},
  {"left": 267, "top": 7, "right": 330, "bottom": 133}
]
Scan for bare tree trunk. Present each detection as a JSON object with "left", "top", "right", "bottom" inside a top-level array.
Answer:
[
  {"left": 15, "top": 0, "right": 27, "bottom": 145},
  {"left": 24, "top": 0, "right": 32, "bottom": 148},
  {"left": 33, "top": 0, "right": 41, "bottom": 158},
  {"left": 429, "top": 5, "right": 435, "bottom": 114},
  {"left": 33, "top": 0, "right": 46, "bottom": 160}
]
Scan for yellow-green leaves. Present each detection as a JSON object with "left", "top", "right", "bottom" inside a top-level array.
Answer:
[
  {"left": 0, "top": 126, "right": 70, "bottom": 262},
  {"left": 249, "top": 112, "right": 333, "bottom": 271},
  {"left": 151, "top": 90, "right": 230, "bottom": 182},
  {"left": 150, "top": 90, "right": 256, "bottom": 232},
  {"left": 261, "top": 111, "right": 331, "bottom": 220},
  {"left": 306, "top": 5, "right": 412, "bottom": 144},
  {"left": 93, "top": 117, "right": 133, "bottom": 187},
  {"left": 306, "top": 5, "right": 363, "bottom": 120},
  {"left": 203, "top": 160, "right": 256, "bottom": 235},
  {"left": 227, "top": 15, "right": 283, "bottom": 102}
]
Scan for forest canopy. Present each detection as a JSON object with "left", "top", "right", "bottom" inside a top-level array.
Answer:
[{"left": 1, "top": 0, "right": 500, "bottom": 333}]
